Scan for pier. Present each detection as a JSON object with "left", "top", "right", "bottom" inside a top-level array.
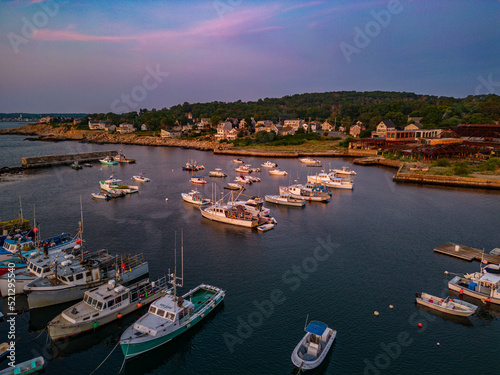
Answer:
[
  {"left": 434, "top": 242, "right": 500, "bottom": 264},
  {"left": 22, "top": 151, "right": 118, "bottom": 169}
]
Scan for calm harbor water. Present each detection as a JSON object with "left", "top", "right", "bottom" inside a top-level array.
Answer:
[{"left": 0, "top": 133, "right": 499, "bottom": 375}]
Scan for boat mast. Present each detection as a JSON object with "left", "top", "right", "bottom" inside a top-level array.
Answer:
[{"left": 79, "top": 196, "right": 84, "bottom": 262}]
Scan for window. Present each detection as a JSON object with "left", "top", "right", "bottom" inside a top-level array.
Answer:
[
  {"left": 83, "top": 295, "right": 88, "bottom": 303},
  {"left": 67, "top": 275, "right": 74, "bottom": 282},
  {"left": 87, "top": 297, "right": 94, "bottom": 306},
  {"left": 108, "top": 300, "right": 115, "bottom": 308},
  {"left": 157, "top": 309, "right": 166, "bottom": 318},
  {"left": 91, "top": 298, "right": 98, "bottom": 308},
  {"left": 116, "top": 296, "right": 122, "bottom": 304},
  {"left": 122, "top": 293, "right": 129, "bottom": 301},
  {"left": 149, "top": 306, "right": 157, "bottom": 314},
  {"left": 76, "top": 273, "right": 83, "bottom": 280},
  {"left": 96, "top": 302, "right": 103, "bottom": 310}
]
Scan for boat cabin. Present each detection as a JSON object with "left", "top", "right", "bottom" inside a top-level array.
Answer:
[
  {"left": 2, "top": 236, "right": 35, "bottom": 253},
  {"left": 149, "top": 296, "right": 195, "bottom": 323}
]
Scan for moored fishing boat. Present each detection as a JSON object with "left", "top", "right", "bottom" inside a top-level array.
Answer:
[
  {"left": 200, "top": 202, "right": 259, "bottom": 228},
  {"left": 71, "top": 161, "right": 82, "bottom": 170},
  {"left": 261, "top": 161, "right": 277, "bottom": 168},
  {"left": 48, "top": 276, "right": 170, "bottom": 340},
  {"left": 99, "top": 156, "right": 118, "bottom": 166},
  {"left": 132, "top": 173, "right": 150, "bottom": 182},
  {"left": 190, "top": 176, "right": 207, "bottom": 185},
  {"left": 24, "top": 251, "right": 149, "bottom": 309},
  {"left": 415, "top": 292, "right": 478, "bottom": 317},
  {"left": 99, "top": 173, "right": 139, "bottom": 194},
  {"left": 279, "top": 185, "right": 330, "bottom": 202},
  {"left": 120, "top": 253, "right": 225, "bottom": 359},
  {"left": 91, "top": 192, "right": 111, "bottom": 200},
  {"left": 291, "top": 320, "right": 337, "bottom": 371},
  {"left": 448, "top": 271, "right": 500, "bottom": 305},
  {"left": 209, "top": 168, "right": 227, "bottom": 178},
  {"left": 224, "top": 183, "right": 245, "bottom": 190},
  {"left": 299, "top": 158, "right": 322, "bottom": 167},
  {"left": 0, "top": 215, "right": 31, "bottom": 247},
  {"left": 234, "top": 176, "right": 252, "bottom": 184},
  {"left": 235, "top": 165, "right": 252, "bottom": 174},
  {"left": 330, "top": 166, "right": 357, "bottom": 176},
  {"left": 269, "top": 169, "right": 288, "bottom": 176},
  {"left": 307, "top": 171, "right": 353, "bottom": 190},
  {"left": 233, "top": 158, "right": 244, "bottom": 164},
  {"left": 181, "top": 190, "right": 211, "bottom": 206},
  {"left": 265, "top": 193, "right": 305, "bottom": 207}
]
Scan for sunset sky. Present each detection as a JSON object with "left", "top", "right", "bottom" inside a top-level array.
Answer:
[{"left": 1, "top": 0, "right": 498, "bottom": 113}]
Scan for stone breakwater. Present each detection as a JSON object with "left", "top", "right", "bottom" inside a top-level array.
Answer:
[{"left": 22, "top": 151, "right": 118, "bottom": 169}]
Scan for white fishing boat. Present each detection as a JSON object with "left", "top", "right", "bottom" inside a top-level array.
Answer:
[
  {"left": 120, "top": 242, "right": 225, "bottom": 359},
  {"left": 200, "top": 202, "right": 259, "bottom": 228},
  {"left": 99, "top": 156, "right": 118, "bottom": 165},
  {"left": 181, "top": 190, "right": 211, "bottom": 206},
  {"left": 235, "top": 165, "right": 252, "bottom": 174},
  {"left": 209, "top": 168, "right": 227, "bottom": 178},
  {"left": 279, "top": 185, "right": 330, "bottom": 202},
  {"left": 132, "top": 173, "right": 150, "bottom": 182},
  {"left": 99, "top": 173, "right": 139, "bottom": 194},
  {"left": 415, "top": 292, "right": 478, "bottom": 317},
  {"left": 247, "top": 175, "right": 261, "bottom": 183},
  {"left": 91, "top": 192, "right": 111, "bottom": 200},
  {"left": 230, "top": 197, "right": 271, "bottom": 217},
  {"left": 48, "top": 276, "right": 170, "bottom": 340},
  {"left": 299, "top": 158, "right": 322, "bottom": 167},
  {"left": 235, "top": 176, "right": 252, "bottom": 184},
  {"left": 291, "top": 320, "right": 337, "bottom": 371},
  {"left": 269, "top": 169, "right": 288, "bottom": 176},
  {"left": 330, "top": 166, "right": 357, "bottom": 176},
  {"left": 261, "top": 161, "right": 277, "bottom": 168},
  {"left": 233, "top": 158, "right": 244, "bottom": 164},
  {"left": 24, "top": 251, "right": 149, "bottom": 309},
  {"left": 307, "top": 171, "right": 353, "bottom": 190},
  {"left": 448, "top": 272, "right": 500, "bottom": 305},
  {"left": 265, "top": 193, "right": 305, "bottom": 207},
  {"left": 257, "top": 223, "right": 274, "bottom": 232},
  {"left": 190, "top": 176, "right": 207, "bottom": 184},
  {"left": 224, "top": 183, "right": 245, "bottom": 190}
]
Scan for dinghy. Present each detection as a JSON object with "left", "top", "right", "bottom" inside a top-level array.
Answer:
[{"left": 415, "top": 292, "right": 478, "bottom": 317}]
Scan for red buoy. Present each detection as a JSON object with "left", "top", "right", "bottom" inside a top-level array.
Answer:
[
  {"left": 76, "top": 239, "right": 82, "bottom": 245},
  {"left": 486, "top": 298, "right": 491, "bottom": 303},
  {"left": 117, "top": 313, "right": 122, "bottom": 319},
  {"left": 33, "top": 228, "right": 39, "bottom": 233},
  {"left": 460, "top": 289, "right": 464, "bottom": 294},
  {"left": 418, "top": 323, "right": 423, "bottom": 328},
  {"left": 137, "top": 303, "right": 143, "bottom": 308}
]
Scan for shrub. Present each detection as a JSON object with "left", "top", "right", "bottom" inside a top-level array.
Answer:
[
  {"left": 436, "top": 158, "right": 451, "bottom": 167},
  {"left": 479, "top": 157, "right": 500, "bottom": 171},
  {"left": 452, "top": 161, "right": 469, "bottom": 177}
]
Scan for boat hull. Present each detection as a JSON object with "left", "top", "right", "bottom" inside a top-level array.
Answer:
[{"left": 265, "top": 195, "right": 305, "bottom": 207}]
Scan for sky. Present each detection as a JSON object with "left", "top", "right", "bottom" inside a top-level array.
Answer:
[{"left": 0, "top": 0, "right": 498, "bottom": 113}]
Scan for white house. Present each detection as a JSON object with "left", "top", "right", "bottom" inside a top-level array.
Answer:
[
  {"left": 117, "top": 123, "right": 136, "bottom": 134},
  {"left": 88, "top": 120, "right": 106, "bottom": 130},
  {"left": 350, "top": 124, "right": 366, "bottom": 137},
  {"left": 284, "top": 119, "right": 304, "bottom": 131},
  {"left": 371, "top": 120, "right": 396, "bottom": 138},
  {"left": 322, "top": 121, "right": 334, "bottom": 132},
  {"left": 215, "top": 122, "right": 233, "bottom": 140},
  {"left": 281, "top": 126, "right": 296, "bottom": 136}
]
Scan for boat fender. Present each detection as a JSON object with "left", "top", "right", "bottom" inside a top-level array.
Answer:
[
  {"left": 137, "top": 302, "right": 143, "bottom": 308},
  {"left": 249, "top": 214, "right": 252, "bottom": 219},
  {"left": 460, "top": 289, "right": 464, "bottom": 294},
  {"left": 117, "top": 313, "right": 122, "bottom": 319}
]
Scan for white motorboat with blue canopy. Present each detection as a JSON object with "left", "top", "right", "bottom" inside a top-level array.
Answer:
[{"left": 291, "top": 320, "right": 337, "bottom": 371}]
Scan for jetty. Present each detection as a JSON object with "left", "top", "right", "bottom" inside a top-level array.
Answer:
[
  {"left": 434, "top": 242, "right": 500, "bottom": 264},
  {"left": 22, "top": 151, "right": 118, "bottom": 169}
]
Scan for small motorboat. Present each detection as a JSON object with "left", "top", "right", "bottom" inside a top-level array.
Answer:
[
  {"left": 0, "top": 356, "right": 45, "bottom": 375},
  {"left": 265, "top": 193, "right": 305, "bottom": 207},
  {"left": 415, "top": 292, "right": 478, "bottom": 317},
  {"left": 261, "top": 161, "right": 277, "bottom": 168},
  {"left": 71, "top": 161, "right": 82, "bottom": 170},
  {"left": 235, "top": 176, "right": 252, "bottom": 184},
  {"left": 257, "top": 223, "right": 274, "bottom": 232},
  {"left": 91, "top": 192, "right": 111, "bottom": 200},
  {"left": 224, "top": 183, "right": 245, "bottom": 190},
  {"left": 133, "top": 173, "right": 150, "bottom": 182},
  {"left": 83, "top": 163, "right": 93, "bottom": 168},
  {"left": 269, "top": 169, "right": 287, "bottom": 176},
  {"left": 291, "top": 320, "right": 337, "bottom": 371},
  {"left": 181, "top": 190, "right": 210, "bottom": 205},
  {"left": 99, "top": 156, "right": 118, "bottom": 165},
  {"left": 233, "top": 158, "right": 244, "bottom": 164},
  {"left": 209, "top": 168, "right": 227, "bottom": 178},
  {"left": 190, "top": 176, "right": 207, "bottom": 184},
  {"left": 235, "top": 165, "right": 252, "bottom": 174},
  {"left": 330, "top": 166, "right": 357, "bottom": 176}
]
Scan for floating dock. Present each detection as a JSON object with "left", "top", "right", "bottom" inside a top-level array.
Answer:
[{"left": 434, "top": 242, "right": 500, "bottom": 264}]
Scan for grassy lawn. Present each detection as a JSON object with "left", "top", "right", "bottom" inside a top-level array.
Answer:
[{"left": 232, "top": 139, "right": 344, "bottom": 152}]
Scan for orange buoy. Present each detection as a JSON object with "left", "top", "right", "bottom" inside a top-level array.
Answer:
[
  {"left": 137, "top": 303, "right": 143, "bottom": 308},
  {"left": 117, "top": 313, "right": 122, "bottom": 319},
  {"left": 486, "top": 298, "right": 491, "bottom": 303}
]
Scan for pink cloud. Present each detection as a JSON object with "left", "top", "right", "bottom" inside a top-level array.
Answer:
[{"left": 283, "top": 1, "right": 326, "bottom": 13}]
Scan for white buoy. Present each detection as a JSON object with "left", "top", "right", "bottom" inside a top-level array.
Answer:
[
  {"left": 374, "top": 311, "right": 379, "bottom": 316},
  {"left": 165, "top": 198, "right": 169, "bottom": 202},
  {"left": 437, "top": 342, "right": 440, "bottom": 346},
  {"left": 444, "top": 271, "right": 449, "bottom": 274},
  {"left": 389, "top": 305, "right": 394, "bottom": 309}
]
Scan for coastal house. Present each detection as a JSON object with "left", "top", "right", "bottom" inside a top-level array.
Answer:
[
  {"left": 117, "top": 123, "right": 136, "bottom": 134},
  {"left": 262, "top": 124, "right": 279, "bottom": 133},
  {"left": 338, "top": 125, "right": 346, "bottom": 133},
  {"left": 226, "top": 128, "right": 239, "bottom": 141},
  {"left": 386, "top": 128, "right": 443, "bottom": 141},
  {"left": 88, "top": 120, "right": 106, "bottom": 130},
  {"left": 199, "top": 118, "right": 211, "bottom": 129},
  {"left": 105, "top": 124, "right": 116, "bottom": 132},
  {"left": 405, "top": 122, "right": 423, "bottom": 131},
  {"left": 349, "top": 124, "right": 366, "bottom": 137},
  {"left": 322, "top": 121, "right": 334, "bottom": 132},
  {"left": 40, "top": 116, "right": 55, "bottom": 123},
  {"left": 215, "top": 122, "right": 233, "bottom": 140},
  {"left": 284, "top": 119, "right": 304, "bottom": 131},
  {"left": 161, "top": 129, "right": 182, "bottom": 138},
  {"left": 281, "top": 126, "right": 296, "bottom": 136},
  {"left": 226, "top": 117, "right": 239, "bottom": 126},
  {"left": 372, "top": 120, "right": 396, "bottom": 138}
]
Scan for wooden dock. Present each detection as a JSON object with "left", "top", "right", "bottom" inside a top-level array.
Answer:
[{"left": 434, "top": 243, "right": 500, "bottom": 264}]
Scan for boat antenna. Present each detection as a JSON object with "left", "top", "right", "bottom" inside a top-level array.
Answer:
[{"left": 304, "top": 314, "right": 309, "bottom": 330}]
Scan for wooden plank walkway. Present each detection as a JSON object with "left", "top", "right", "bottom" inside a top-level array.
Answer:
[{"left": 434, "top": 243, "right": 500, "bottom": 264}]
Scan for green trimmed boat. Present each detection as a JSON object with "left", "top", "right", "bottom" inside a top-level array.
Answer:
[
  {"left": 0, "top": 356, "right": 46, "bottom": 374},
  {"left": 119, "top": 283, "right": 225, "bottom": 359}
]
